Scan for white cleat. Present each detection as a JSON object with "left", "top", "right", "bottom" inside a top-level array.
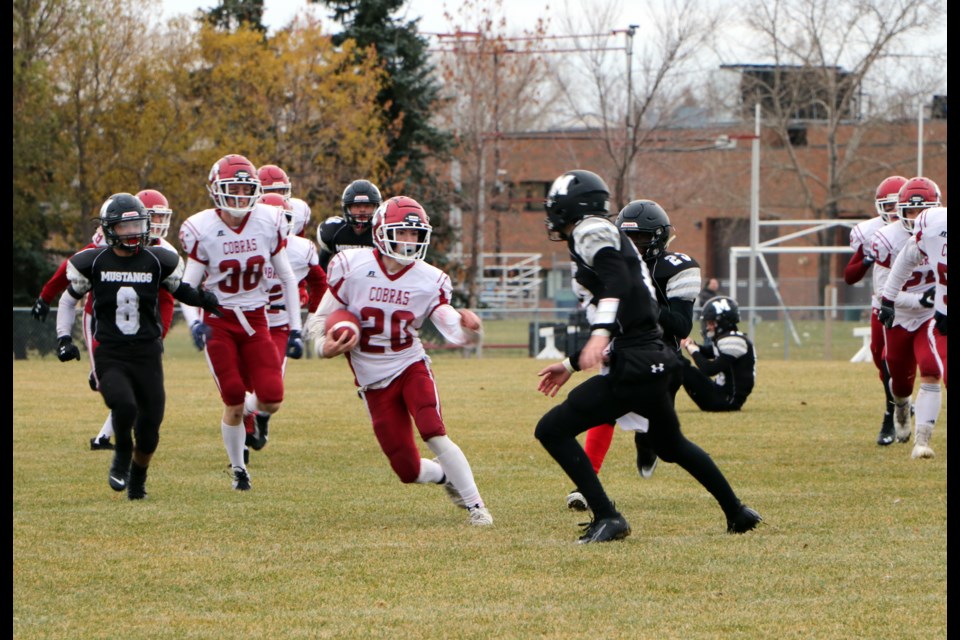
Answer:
[
  {"left": 566, "top": 491, "right": 589, "bottom": 512},
  {"left": 468, "top": 505, "right": 493, "bottom": 526},
  {"left": 911, "top": 424, "right": 935, "bottom": 459}
]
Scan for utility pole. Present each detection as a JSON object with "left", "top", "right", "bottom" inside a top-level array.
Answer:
[{"left": 623, "top": 25, "right": 638, "bottom": 202}]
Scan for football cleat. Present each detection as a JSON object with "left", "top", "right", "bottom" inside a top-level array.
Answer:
[
  {"left": 876, "top": 412, "right": 895, "bottom": 446},
  {"left": 727, "top": 504, "right": 763, "bottom": 534},
  {"left": 911, "top": 423, "right": 935, "bottom": 459},
  {"left": 577, "top": 514, "right": 631, "bottom": 544},
  {"left": 636, "top": 444, "right": 659, "bottom": 479},
  {"left": 250, "top": 413, "right": 270, "bottom": 451},
  {"left": 232, "top": 466, "right": 252, "bottom": 491},
  {"left": 90, "top": 435, "right": 115, "bottom": 451},
  {"left": 566, "top": 490, "right": 589, "bottom": 512},
  {"left": 467, "top": 505, "right": 493, "bottom": 526},
  {"left": 127, "top": 463, "right": 148, "bottom": 500},
  {"left": 893, "top": 400, "right": 911, "bottom": 443},
  {"left": 108, "top": 450, "right": 131, "bottom": 492}
]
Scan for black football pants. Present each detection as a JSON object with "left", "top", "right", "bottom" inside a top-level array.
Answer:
[{"left": 94, "top": 340, "right": 165, "bottom": 456}]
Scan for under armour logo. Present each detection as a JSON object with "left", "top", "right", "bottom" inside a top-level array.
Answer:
[
  {"left": 366, "top": 270, "right": 376, "bottom": 277},
  {"left": 217, "top": 230, "right": 225, "bottom": 237},
  {"left": 650, "top": 363, "right": 665, "bottom": 373}
]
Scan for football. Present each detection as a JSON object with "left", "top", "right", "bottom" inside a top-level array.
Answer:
[{"left": 326, "top": 308, "right": 361, "bottom": 342}]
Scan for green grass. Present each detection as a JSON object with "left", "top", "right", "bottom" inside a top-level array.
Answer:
[{"left": 13, "top": 334, "right": 946, "bottom": 639}]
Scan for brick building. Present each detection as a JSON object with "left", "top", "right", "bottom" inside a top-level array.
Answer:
[{"left": 452, "top": 117, "right": 947, "bottom": 315}]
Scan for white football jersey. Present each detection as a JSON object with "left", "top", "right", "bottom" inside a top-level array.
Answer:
[
  {"left": 289, "top": 197, "right": 311, "bottom": 237},
  {"left": 179, "top": 204, "right": 286, "bottom": 310},
  {"left": 872, "top": 220, "right": 936, "bottom": 330},
  {"left": 326, "top": 248, "right": 453, "bottom": 387},
  {"left": 850, "top": 216, "right": 890, "bottom": 309},
  {"left": 913, "top": 207, "right": 947, "bottom": 316},
  {"left": 264, "top": 235, "right": 319, "bottom": 328}
]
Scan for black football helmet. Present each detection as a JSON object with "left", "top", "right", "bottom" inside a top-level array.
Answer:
[
  {"left": 100, "top": 193, "right": 149, "bottom": 251},
  {"left": 544, "top": 170, "right": 610, "bottom": 241},
  {"left": 615, "top": 199, "right": 674, "bottom": 260},
  {"left": 700, "top": 295, "right": 740, "bottom": 339},
  {"left": 341, "top": 179, "right": 382, "bottom": 232}
]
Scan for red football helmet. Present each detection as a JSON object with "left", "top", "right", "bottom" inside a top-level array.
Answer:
[
  {"left": 208, "top": 154, "right": 261, "bottom": 218},
  {"left": 259, "top": 192, "right": 294, "bottom": 237},
  {"left": 371, "top": 196, "right": 432, "bottom": 265},
  {"left": 874, "top": 175, "right": 907, "bottom": 223},
  {"left": 136, "top": 189, "right": 172, "bottom": 240},
  {"left": 258, "top": 164, "right": 292, "bottom": 198},
  {"left": 897, "top": 177, "right": 941, "bottom": 232}
]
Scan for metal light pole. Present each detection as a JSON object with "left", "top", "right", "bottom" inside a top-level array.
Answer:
[{"left": 623, "top": 25, "right": 638, "bottom": 201}]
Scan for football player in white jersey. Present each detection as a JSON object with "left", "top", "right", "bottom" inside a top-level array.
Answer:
[
  {"left": 304, "top": 196, "right": 493, "bottom": 527},
  {"left": 879, "top": 202, "right": 947, "bottom": 459},
  {"left": 871, "top": 177, "right": 942, "bottom": 459},
  {"left": 844, "top": 176, "right": 907, "bottom": 445},
  {"left": 258, "top": 164, "right": 312, "bottom": 238},
  {"left": 239, "top": 193, "right": 328, "bottom": 458},
  {"left": 178, "top": 154, "right": 304, "bottom": 491}
]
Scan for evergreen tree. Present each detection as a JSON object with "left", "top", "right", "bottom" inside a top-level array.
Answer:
[{"left": 204, "top": 0, "right": 266, "bottom": 34}]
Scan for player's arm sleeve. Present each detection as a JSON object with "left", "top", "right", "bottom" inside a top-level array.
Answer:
[
  {"left": 55, "top": 260, "right": 89, "bottom": 338},
  {"left": 304, "top": 289, "right": 345, "bottom": 353},
  {"left": 430, "top": 304, "right": 479, "bottom": 346},
  {"left": 271, "top": 248, "right": 302, "bottom": 331},
  {"left": 304, "top": 264, "right": 328, "bottom": 313},
  {"left": 659, "top": 297, "right": 695, "bottom": 340},
  {"left": 881, "top": 241, "right": 924, "bottom": 309},
  {"left": 178, "top": 258, "right": 206, "bottom": 327},
  {"left": 843, "top": 245, "right": 871, "bottom": 285},
  {"left": 39, "top": 258, "right": 72, "bottom": 303},
  {"left": 690, "top": 348, "right": 733, "bottom": 376},
  {"left": 589, "top": 248, "right": 629, "bottom": 335}
]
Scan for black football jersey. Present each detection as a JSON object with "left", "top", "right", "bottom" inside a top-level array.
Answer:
[
  {"left": 648, "top": 251, "right": 701, "bottom": 350},
  {"left": 568, "top": 216, "right": 662, "bottom": 345},
  {"left": 318, "top": 216, "right": 373, "bottom": 271},
  {"left": 693, "top": 330, "right": 756, "bottom": 403},
  {"left": 66, "top": 246, "right": 183, "bottom": 344}
]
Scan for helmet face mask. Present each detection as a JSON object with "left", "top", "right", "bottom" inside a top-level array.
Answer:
[
  {"left": 208, "top": 154, "right": 261, "bottom": 219},
  {"left": 371, "top": 196, "right": 431, "bottom": 265},
  {"left": 342, "top": 180, "right": 382, "bottom": 233},
  {"left": 875, "top": 176, "right": 907, "bottom": 223},
  {"left": 700, "top": 295, "right": 740, "bottom": 340},
  {"left": 259, "top": 193, "right": 294, "bottom": 238},
  {"left": 136, "top": 189, "right": 172, "bottom": 240},
  {"left": 100, "top": 193, "right": 150, "bottom": 252},
  {"left": 615, "top": 199, "right": 673, "bottom": 259},
  {"left": 897, "top": 177, "right": 941, "bottom": 233},
  {"left": 543, "top": 170, "right": 610, "bottom": 241}
]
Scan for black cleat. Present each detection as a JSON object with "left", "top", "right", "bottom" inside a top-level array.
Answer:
[
  {"left": 232, "top": 466, "right": 251, "bottom": 491},
  {"left": 108, "top": 450, "right": 131, "bottom": 492},
  {"left": 90, "top": 435, "right": 115, "bottom": 451},
  {"left": 577, "top": 514, "right": 631, "bottom": 544},
  {"left": 636, "top": 444, "right": 659, "bottom": 479},
  {"left": 244, "top": 447, "right": 250, "bottom": 465},
  {"left": 876, "top": 412, "right": 895, "bottom": 446},
  {"left": 727, "top": 504, "right": 763, "bottom": 534},
  {"left": 127, "top": 463, "right": 148, "bottom": 500},
  {"left": 250, "top": 413, "right": 270, "bottom": 451}
]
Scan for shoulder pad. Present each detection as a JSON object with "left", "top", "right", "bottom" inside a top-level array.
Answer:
[
  {"left": 716, "top": 333, "right": 749, "bottom": 358},
  {"left": 572, "top": 217, "right": 620, "bottom": 266}
]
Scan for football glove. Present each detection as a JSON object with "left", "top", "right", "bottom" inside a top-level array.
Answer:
[
  {"left": 191, "top": 321, "right": 212, "bottom": 351},
  {"left": 199, "top": 290, "right": 224, "bottom": 317},
  {"left": 57, "top": 336, "right": 81, "bottom": 362},
  {"left": 935, "top": 311, "right": 947, "bottom": 336},
  {"left": 878, "top": 298, "right": 896, "bottom": 329},
  {"left": 31, "top": 297, "right": 50, "bottom": 322},
  {"left": 286, "top": 329, "right": 304, "bottom": 359},
  {"left": 861, "top": 254, "right": 875, "bottom": 269},
  {"left": 919, "top": 287, "right": 935, "bottom": 309}
]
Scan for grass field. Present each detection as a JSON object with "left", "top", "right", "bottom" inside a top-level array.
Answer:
[{"left": 13, "top": 327, "right": 947, "bottom": 639}]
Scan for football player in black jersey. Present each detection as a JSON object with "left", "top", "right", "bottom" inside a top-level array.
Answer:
[
  {"left": 566, "top": 200, "right": 702, "bottom": 511},
  {"left": 55, "top": 193, "right": 221, "bottom": 500},
  {"left": 680, "top": 296, "right": 757, "bottom": 411},
  {"left": 317, "top": 179, "right": 382, "bottom": 271},
  {"left": 535, "top": 171, "right": 761, "bottom": 542}
]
